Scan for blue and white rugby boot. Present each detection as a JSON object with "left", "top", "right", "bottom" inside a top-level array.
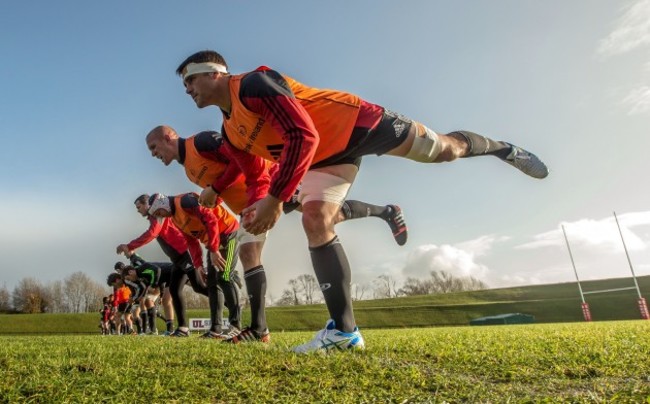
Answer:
[
  {"left": 501, "top": 143, "right": 549, "bottom": 179},
  {"left": 293, "top": 319, "right": 365, "bottom": 354}
]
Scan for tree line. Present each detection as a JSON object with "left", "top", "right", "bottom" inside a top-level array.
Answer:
[
  {"left": 0, "top": 269, "right": 487, "bottom": 313},
  {"left": 0, "top": 272, "right": 106, "bottom": 314},
  {"left": 273, "top": 270, "right": 487, "bottom": 306}
]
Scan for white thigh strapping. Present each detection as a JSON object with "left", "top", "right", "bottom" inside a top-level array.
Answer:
[
  {"left": 297, "top": 170, "right": 352, "bottom": 206},
  {"left": 237, "top": 226, "right": 268, "bottom": 245},
  {"left": 405, "top": 122, "right": 442, "bottom": 163}
]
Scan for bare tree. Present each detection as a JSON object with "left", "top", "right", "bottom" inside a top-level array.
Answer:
[
  {"left": 47, "top": 280, "right": 66, "bottom": 313},
  {"left": 0, "top": 283, "right": 12, "bottom": 312},
  {"left": 296, "top": 274, "right": 319, "bottom": 304},
  {"left": 373, "top": 274, "right": 398, "bottom": 298},
  {"left": 399, "top": 277, "right": 435, "bottom": 296},
  {"left": 351, "top": 283, "right": 368, "bottom": 301},
  {"left": 289, "top": 279, "right": 302, "bottom": 305},
  {"left": 182, "top": 288, "right": 209, "bottom": 309},
  {"left": 275, "top": 289, "right": 298, "bottom": 306},
  {"left": 12, "top": 277, "right": 48, "bottom": 313},
  {"left": 430, "top": 270, "right": 463, "bottom": 293},
  {"left": 85, "top": 283, "right": 106, "bottom": 312},
  {"left": 64, "top": 272, "right": 95, "bottom": 313},
  {"left": 276, "top": 278, "right": 303, "bottom": 306},
  {"left": 423, "top": 270, "right": 488, "bottom": 294},
  {"left": 460, "top": 276, "right": 487, "bottom": 291}
]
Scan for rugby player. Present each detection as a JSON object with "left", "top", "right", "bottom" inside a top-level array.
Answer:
[
  {"left": 145, "top": 126, "right": 407, "bottom": 344},
  {"left": 174, "top": 50, "right": 549, "bottom": 353},
  {"left": 148, "top": 192, "right": 242, "bottom": 339},
  {"left": 116, "top": 194, "right": 202, "bottom": 335}
]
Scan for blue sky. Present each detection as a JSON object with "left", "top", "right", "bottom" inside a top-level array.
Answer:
[{"left": 1, "top": 1, "right": 650, "bottom": 301}]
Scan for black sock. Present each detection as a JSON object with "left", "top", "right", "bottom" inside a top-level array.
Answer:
[
  {"left": 341, "top": 200, "right": 388, "bottom": 220},
  {"left": 453, "top": 130, "right": 512, "bottom": 159},
  {"left": 147, "top": 308, "right": 156, "bottom": 332},
  {"left": 218, "top": 276, "right": 241, "bottom": 329},
  {"left": 207, "top": 264, "right": 225, "bottom": 332},
  {"left": 166, "top": 319, "right": 173, "bottom": 332},
  {"left": 310, "top": 236, "right": 355, "bottom": 332},
  {"left": 244, "top": 265, "right": 267, "bottom": 332},
  {"left": 140, "top": 311, "right": 148, "bottom": 333}
]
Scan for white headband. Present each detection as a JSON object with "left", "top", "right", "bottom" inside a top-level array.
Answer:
[
  {"left": 182, "top": 62, "right": 228, "bottom": 80},
  {"left": 148, "top": 194, "right": 171, "bottom": 215}
]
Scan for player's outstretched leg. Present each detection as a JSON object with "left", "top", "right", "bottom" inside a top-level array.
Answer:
[
  {"left": 339, "top": 201, "right": 408, "bottom": 246},
  {"left": 452, "top": 131, "right": 549, "bottom": 179},
  {"left": 500, "top": 142, "right": 549, "bottom": 179},
  {"left": 382, "top": 205, "right": 407, "bottom": 246}
]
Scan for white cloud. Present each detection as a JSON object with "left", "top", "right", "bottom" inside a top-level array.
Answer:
[
  {"left": 455, "top": 234, "right": 509, "bottom": 257},
  {"left": 402, "top": 243, "right": 489, "bottom": 280},
  {"left": 597, "top": 0, "right": 650, "bottom": 57},
  {"left": 517, "top": 211, "right": 650, "bottom": 251},
  {"left": 393, "top": 234, "right": 508, "bottom": 283},
  {"left": 622, "top": 85, "right": 650, "bottom": 115}
]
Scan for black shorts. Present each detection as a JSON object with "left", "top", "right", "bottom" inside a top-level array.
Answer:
[
  {"left": 117, "top": 302, "right": 130, "bottom": 313},
  {"left": 152, "top": 262, "right": 173, "bottom": 289},
  {"left": 310, "top": 109, "right": 412, "bottom": 169}
]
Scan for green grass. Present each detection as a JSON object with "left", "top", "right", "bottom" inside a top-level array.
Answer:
[{"left": 1, "top": 321, "right": 648, "bottom": 402}]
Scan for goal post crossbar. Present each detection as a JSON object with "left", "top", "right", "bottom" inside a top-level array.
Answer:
[{"left": 582, "top": 286, "right": 638, "bottom": 295}]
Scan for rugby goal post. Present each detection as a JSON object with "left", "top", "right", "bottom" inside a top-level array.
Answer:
[{"left": 562, "top": 213, "right": 649, "bottom": 321}]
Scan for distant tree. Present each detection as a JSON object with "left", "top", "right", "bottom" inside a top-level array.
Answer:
[
  {"left": 47, "top": 280, "right": 66, "bottom": 313},
  {"left": 429, "top": 270, "right": 487, "bottom": 293},
  {"left": 182, "top": 288, "right": 208, "bottom": 309},
  {"left": 373, "top": 274, "right": 398, "bottom": 299},
  {"left": 430, "top": 270, "right": 462, "bottom": 293},
  {"left": 64, "top": 272, "right": 103, "bottom": 313},
  {"left": 296, "top": 274, "right": 319, "bottom": 304},
  {"left": 399, "top": 277, "right": 435, "bottom": 296},
  {"left": 85, "top": 283, "right": 105, "bottom": 313},
  {"left": 460, "top": 276, "right": 487, "bottom": 291},
  {"left": 275, "top": 276, "right": 305, "bottom": 306},
  {"left": 352, "top": 283, "right": 368, "bottom": 301},
  {"left": 12, "top": 277, "right": 48, "bottom": 313},
  {"left": 0, "top": 283, "right": 12, "bottom": 312},
  {"left": 275, "top": 289, "right": 298, "bottom": 306}
]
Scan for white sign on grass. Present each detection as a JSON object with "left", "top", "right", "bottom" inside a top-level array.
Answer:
[{"left": 188, "top": 318, "right": 230, "bottom": 330}]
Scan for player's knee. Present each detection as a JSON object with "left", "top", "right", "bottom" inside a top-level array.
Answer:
[
  {"left": 238, "top": 242, "right": 262, "bottom": 269},
  {"left": 302, "top": 203, "right": 336, "bottom": 235}
]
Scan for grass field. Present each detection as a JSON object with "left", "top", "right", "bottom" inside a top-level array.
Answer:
[{"left": 1, "top": 321, "right": 649, "bottom": 403}]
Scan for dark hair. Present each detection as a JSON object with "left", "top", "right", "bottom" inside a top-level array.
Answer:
[
  {"left": 148, "top": 193, "right": 157, "bottom": 206},
  {"left": 176, "top": 50, "right": 228, "bottom": 76},
  {"left": 114, "top": 262, "right": 126, "bottom": 271},
  {"left": 106, "top": 273, "right": 121, "bottom": 286},
  {"left": 120, "top": 265, "right": 135, "bottom": 278},
  {"left": 134, "top": 194, "right": 149, "bottom": 205}
]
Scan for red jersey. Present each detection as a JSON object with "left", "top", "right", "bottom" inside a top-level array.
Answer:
[
  {"left": 126, "top": 215, "right": 190, "bottom": 257},
  {"left": 169, "top": 193, "right": 239, "bottom": 266},
  {"left": 221, "top": 67, "right": 362, "bottom": 201},
  {"left": 180, "top": 132, "right": 272, "bottom": 213},
  {"left": 113, "top": 286, "right": 131, "bottom": 307}
]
